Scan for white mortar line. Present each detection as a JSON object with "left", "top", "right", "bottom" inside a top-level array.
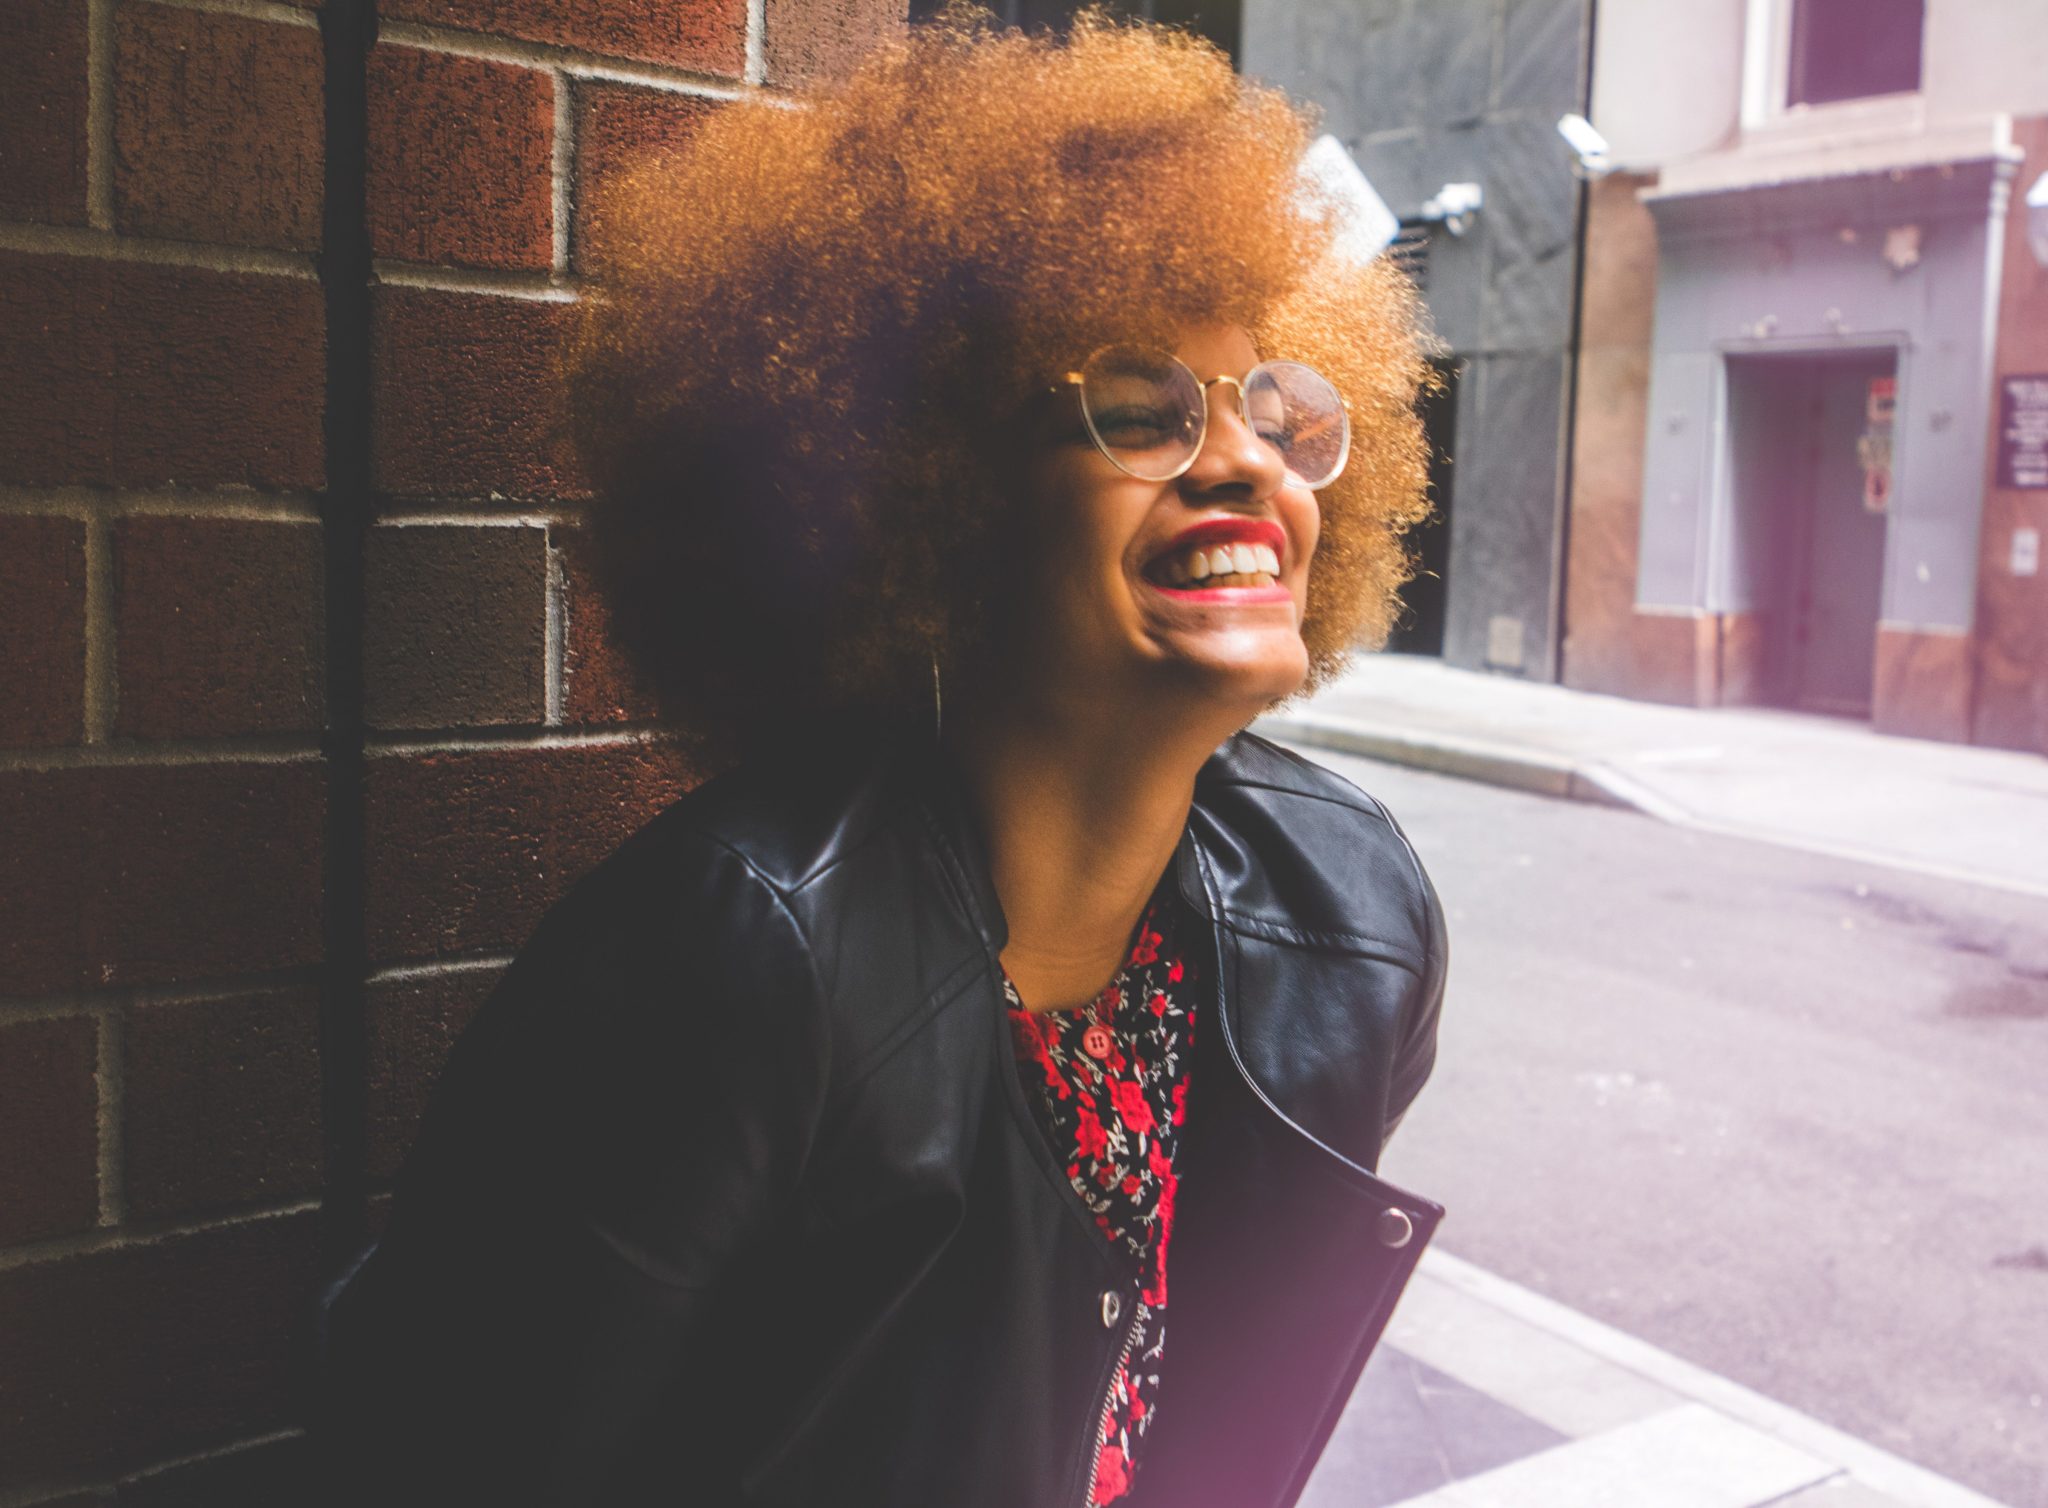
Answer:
[
  {"left": 94, "top": 1007, "right": 126, "bottom": 1227},
  {"left": 372, "top": 259, "right": 579, "bottom": 301},
  {"left": 0, "top": 221, "right": 317, "bottom": 278},
  {"left": 376, "top": 19, "right": 755, "bottom": 98},
  {"left": 141, "top": 0, "right": 320, "bottom": 27},
  {"left": 746, "top": 0, "right": 768, "bottom": 86},
  {"left": 0, "top": 488, "right": 323, "bottom": 521},
  {"left": 110, "top": 1428, "right": 308, "bottom": 1495},
  {"left": 81, "top": 514, "right": 114, "bottom": 743},
  {"left": 366, "top": 727, "right": 676, "bottom": 757},
  {"left": 85, "top": 0, "right": 115, "bottom": 230},
  {"left": 1416, "top": 1249, "right": 2016, "bottom": 1508},
  {"left": 0, "top": 999, "right": 114, "bottom": 1028},
  {"left": 373, "top": 508, "right": 570, "bottom": 529},
  {"left": 0, "top": 1197, "right": 323, "bottom": 1273},
  {"left": 0, "top": 968, "right": 328, "bottom": 1019},
  {"left": 0, "top": 743, "right": 322, "bottom": 773},
  {"left": 544, "top": 540, "right": 567, "bottom": 726},
  {"left": 552, "top": 70, "right": 575, "bottom": 274},
  {"left": 365, "top": 953, "right": 516, "bottom": 987}
]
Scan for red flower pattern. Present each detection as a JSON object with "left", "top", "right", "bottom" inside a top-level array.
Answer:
[{"left": 1003, "top": 889, "right": 1196, "bottom": 1505}]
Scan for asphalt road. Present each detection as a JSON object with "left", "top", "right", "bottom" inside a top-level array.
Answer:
[{"left": 1275, "top": 742, "right": 2048, "bottom": 1508}]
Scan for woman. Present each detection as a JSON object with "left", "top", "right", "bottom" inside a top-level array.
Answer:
[{"left": 317, "top": 9, "right": 1448, "bottom": 1506}]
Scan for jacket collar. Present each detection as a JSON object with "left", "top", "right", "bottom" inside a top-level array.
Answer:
[{"left": 894, "top": 719, "right": 1227, "bottom": 964}]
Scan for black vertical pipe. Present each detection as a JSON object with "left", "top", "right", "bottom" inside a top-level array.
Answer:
[
  {"left": 1551, "top": 0, "right": 1598, "bottom": 684},
  {"left": 316, "top": 0, "right": 375, "bottom": 1270}
]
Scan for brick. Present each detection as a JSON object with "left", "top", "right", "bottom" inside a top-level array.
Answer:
[
  {"left": 0, "top": 0, "right": 90, "bottom": 225},
  {"left": 364, "top": 522, "right": 547, "bottom": 730},
  {"left": 371, "top": 285, "right": 585, "bottom": 501},
  {"left": 0, "top": 515, "right": 87, "bottom": 747},
  {"left": 366, "top": 967, "right": 499, "bottom": 1178},
  {"left": 123, "top": 990, "right": 322, "bottom": 1220},
  {"left": 367, "top": 44, "right": 555, "bottom": 272},
  {"left": 570, "top": 80, "right": 717, "bottom": 278},
  {"left": 0, "top": 252, "right": 325, "bottom": 491},
  {"left": 763, "top": 0, "right": 907, "bottom": 89},
  {"left": 118, "top": 1433, "right": 308, "bottom": 1507},
  {"left": 113, "top": 517, "right": 326, "bottom": 739},
  {"left": 381, "top": 0, "right": 746, "bottom": 78},
  {"left": 114, "top": 4, "right": 324, "bottom": 251},
  {"left": 0, "top": 1015, "right": 99, "bottom": 1245},
  {"left": 364, "top": 741, "right": 692, "bottom": 962},
  {"left": 556, "top": 524, "right": 660, "bottom": 723},
  {"left": 0, "top": 761, "right": 325, "bottom": 996},
  {"left": 0, "top": 1212, "right": 318, "bottom": 1486}
]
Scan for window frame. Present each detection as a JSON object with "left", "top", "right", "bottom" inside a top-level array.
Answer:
[{"left": 1740, "top": 0, "right": 1926, "bottom": 136}]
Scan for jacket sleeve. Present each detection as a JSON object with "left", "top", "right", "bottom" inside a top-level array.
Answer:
[
  {"left": 315, "top": 825, "right": 830, "bottom": 1506},
  {"left": 1381, "top": 846, "right": 1448, "bottom": 1156}
]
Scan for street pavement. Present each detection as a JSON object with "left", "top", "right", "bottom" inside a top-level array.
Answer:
[
  {"left": 1257, "top": 653, "right": 2048, "bottom": 900},
  {"left": 1250, "top": 659, "right": 2046, "bottom": 1508}
]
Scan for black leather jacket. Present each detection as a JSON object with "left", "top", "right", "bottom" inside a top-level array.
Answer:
[{"left": 317, "top": 720, "right": 1448, "bottom": 1507}]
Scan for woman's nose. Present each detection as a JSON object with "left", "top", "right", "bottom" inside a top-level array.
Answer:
[{"left": 1181, "top": 383, "right": 1286, "bottom": 497}]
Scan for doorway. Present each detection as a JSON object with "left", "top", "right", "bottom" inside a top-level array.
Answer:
[
  {"left": 1723, "top": 349, "right": 1896, "bottom": 716},
  {"left": 1388, "top": 356, "right": 1458, "bottom": 656}
]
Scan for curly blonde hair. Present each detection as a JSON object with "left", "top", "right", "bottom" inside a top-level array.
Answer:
[{"left": 567, "top": 3, "right": 1434, "bottom": 765}]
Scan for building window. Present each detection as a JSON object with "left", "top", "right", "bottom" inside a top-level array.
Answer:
[{"left": 1785, "top": 0, "right": 1923, "bottom": 107}]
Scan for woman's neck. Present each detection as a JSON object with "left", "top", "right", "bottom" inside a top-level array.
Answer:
[{"left": 943, "top": 688, "right": 1237, "bottom": 1013}]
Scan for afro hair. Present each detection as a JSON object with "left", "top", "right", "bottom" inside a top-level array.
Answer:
[{"left": 566, "top": 3, "right": 1436, "bottom": 768}]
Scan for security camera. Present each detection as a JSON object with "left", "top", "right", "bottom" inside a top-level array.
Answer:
[
  {"left": 1419, "top": 182, "right": 1484, "bottom": 236},
  {"left": 1557, "top": 113, "right": 1613, "bottom": 178}
]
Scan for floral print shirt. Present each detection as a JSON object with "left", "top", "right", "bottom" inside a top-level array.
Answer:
[{"left": 1001, "top": 884, "right": 1198, "bottom": 1505}]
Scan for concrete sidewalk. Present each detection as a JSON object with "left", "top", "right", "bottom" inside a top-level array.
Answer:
[
  {"left": 1254, "top": 655, "right": 2048, "bottom": 900},
  {"left": 1301, "top": 1251, "right": 2014, "bottom": 1508}
]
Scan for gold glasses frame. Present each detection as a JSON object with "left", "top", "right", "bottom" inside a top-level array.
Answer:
[{"left": 1048, "top": 346, "right": 1353, "bottom": 490}]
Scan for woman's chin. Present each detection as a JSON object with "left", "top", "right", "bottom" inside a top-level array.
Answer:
[{"left": 1150, "top": 640, "right": 1308, "bottom": 713}]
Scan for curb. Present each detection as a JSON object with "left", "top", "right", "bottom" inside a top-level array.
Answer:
[
  {"left": 1412, "top": 1249, "right": 2017, "bottom": 1508},
  {"left": 1252, "top": 712, "right": 1691, "bottom": 822},
  {"left": 1254, "top": 712, "right": 2048, "bottom": 903}
]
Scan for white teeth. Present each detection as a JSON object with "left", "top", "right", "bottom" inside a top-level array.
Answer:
[{"left": 1153, "top": 539, "right": 1285, "bottom": 587}]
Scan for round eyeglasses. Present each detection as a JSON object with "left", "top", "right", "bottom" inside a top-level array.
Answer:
[{"left": 1052, "top": 345, "right": 1352, "bottom": 490}]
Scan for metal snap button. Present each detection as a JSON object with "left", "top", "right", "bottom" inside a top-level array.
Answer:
[
  {"left": 1376, "top": 1207, "right": 1414, "bottom": 1249},
  {"left": 1101, "top": 1289, "right": 1123, "bottom": 1328}
]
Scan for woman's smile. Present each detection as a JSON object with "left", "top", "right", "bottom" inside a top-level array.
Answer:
[{"left": 1138, "top": 517, "right": 1293, "bottom": 603}]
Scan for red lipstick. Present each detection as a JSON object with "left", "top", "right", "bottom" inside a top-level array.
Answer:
[{"left": 1148, "top": 517, "right": 1287, "bottom": 574}]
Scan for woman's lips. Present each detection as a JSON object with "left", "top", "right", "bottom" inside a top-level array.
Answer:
[{"left": 1143, "top": 578, "right": 1292, "bottom": 605}]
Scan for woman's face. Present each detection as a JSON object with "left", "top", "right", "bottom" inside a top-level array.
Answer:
[{"left": 1004, "top": 322, "right": 1321, "bottom": 721}]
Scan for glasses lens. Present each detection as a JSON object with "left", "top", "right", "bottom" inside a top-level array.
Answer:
[
  {"left": 1246, "top": 361, "right": 1350, "bottom": 489},
  {"left": 1078, "top": 347, "right": 1204, "bottom": 482}
]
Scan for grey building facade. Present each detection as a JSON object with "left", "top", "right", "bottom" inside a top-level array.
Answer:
[{"left": 1241, "top": 0, "right": 1596, "bottom": 678}]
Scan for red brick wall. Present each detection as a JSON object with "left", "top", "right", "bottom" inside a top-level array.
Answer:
[{"left": 0, "top": 1, "right": 905, "bottom": 1499}]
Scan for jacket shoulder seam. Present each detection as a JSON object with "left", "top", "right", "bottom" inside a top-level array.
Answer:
[{"left": 1212, "top": 910, "right": 1426, "bottom": 976}]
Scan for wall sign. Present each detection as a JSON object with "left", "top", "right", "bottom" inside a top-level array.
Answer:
[
  {"left": 2000, "top": 373, "right": 2048, "bottom": 490},
  {"left": 1858, "top": 376, "right": 1896, "bottom": 513}
]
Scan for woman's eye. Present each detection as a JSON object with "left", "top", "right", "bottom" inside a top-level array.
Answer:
[{"left": 1094, "top": 406, "right": 1180, "bottom": 445}]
